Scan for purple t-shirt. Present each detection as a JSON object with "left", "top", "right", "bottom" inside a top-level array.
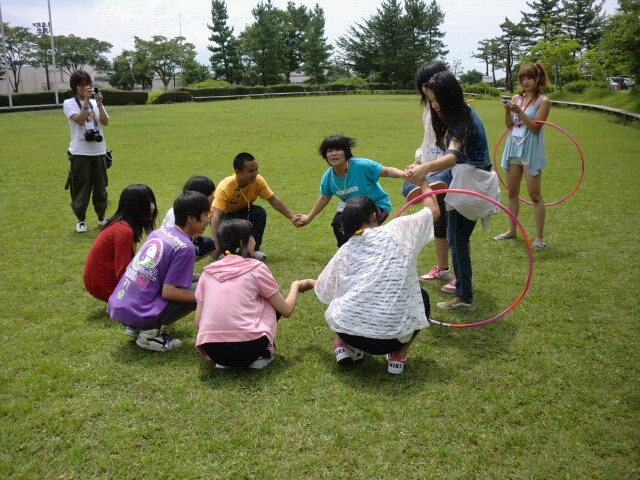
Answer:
[{"left": 107, "top": 226, "right": 195, "bottom": 327}]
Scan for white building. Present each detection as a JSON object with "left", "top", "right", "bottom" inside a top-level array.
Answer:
[{"left": 1, "top": 65, "right": 172, "bottom": 94}]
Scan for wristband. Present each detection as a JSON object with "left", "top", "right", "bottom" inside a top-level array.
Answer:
[{"left": 82, "top": 105, "right": 90, "bottom": 110}]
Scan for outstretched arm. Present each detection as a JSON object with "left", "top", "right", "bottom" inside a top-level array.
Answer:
[
  {"left": 379, "top": 166, "right": 404, "bottom": 178},
  {"left": 420, "top": 179, "right": 440, "bottom": 222},
  {"left": 403, "top": 152, "right": 456, "bottom": 185},
  {"left": 267, "top": 194, "right": 296, "bottom": 225},
  {"left": 294, "top": 195, "right": 331, "bottom": 227},
  {"left": 267, "top": 279, "right": 316, "bottom": 318}
]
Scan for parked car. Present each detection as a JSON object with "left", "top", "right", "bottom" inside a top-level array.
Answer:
[{"left": 607, "top": 77, "right": 633, "bottom": 90}]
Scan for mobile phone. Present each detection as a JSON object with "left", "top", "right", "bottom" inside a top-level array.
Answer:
[
  {"left": 502, "top": 99, "right": 510, "bottom": 105},
  {"left": 93, "top": 87, "right": 99, "bottom": 94}
]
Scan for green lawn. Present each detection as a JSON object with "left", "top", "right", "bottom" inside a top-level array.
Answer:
[{"left": 1, "top": 95, "right": 638, "bottom": 479}]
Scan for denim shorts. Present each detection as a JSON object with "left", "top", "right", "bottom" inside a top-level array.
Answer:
[{"left": 400, "top": 168, "right": 453, "bottom": 198}]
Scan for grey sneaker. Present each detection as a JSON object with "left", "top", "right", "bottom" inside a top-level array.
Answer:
[
  {"left": 252, "top": 250, "right": 267, "bottom": 261},
  {"left": 98, "top": 217, "right": 108, "bottom": 227},
  {"left": 136, "top": 329, "right": 182, "bottom": 351},
  {"left": 76, "top": 221, "right": 87, "bottom": 233},
  {"left": 436, "top": 296, "right": 476, "bottom": 311},
  {"left": 124, "top": 326, "right": 141, "bottom": 338}
]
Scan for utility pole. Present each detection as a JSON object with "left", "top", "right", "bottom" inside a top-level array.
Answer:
[
  {"left": 0, "top": 0, "right": 13, "bottom": 106},
  {"left": 32, "top": 21, "right": 51, "bottom": 90},
  {"left": 178, "top": 14, "right": 183, "bottom": 88}
]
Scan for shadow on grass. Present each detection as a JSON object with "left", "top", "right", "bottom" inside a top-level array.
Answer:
[
  {"left": 109, "top": 338, "right": 200, "bottom": 368},
  {"left": 491, "top": 237, "right": 575, "bottom": 263},
  {"left": 86, "top": 307, "right": 111, "bottom": 325},
  {"left": 193, "top": 343, "right": 447, "bottom": 395}
]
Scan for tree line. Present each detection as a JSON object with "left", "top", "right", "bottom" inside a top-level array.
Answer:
[
  {"left": 1, "top": 0, "right": 638, "bottom": 94},
  {"left": 469, "top": 0, "right": 639, "bottom": 91}
]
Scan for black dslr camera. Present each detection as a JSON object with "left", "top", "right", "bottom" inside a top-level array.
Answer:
[
  {"left": 84, "top": 87, "right": 103, "bottom": 142},
  {"left": 84, "top": 128, "right": 103, "bottom": 142}
]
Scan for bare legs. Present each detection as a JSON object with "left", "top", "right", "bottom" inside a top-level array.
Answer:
[{"left": 501, "top": 163, "right": 545, "bottom": 245}]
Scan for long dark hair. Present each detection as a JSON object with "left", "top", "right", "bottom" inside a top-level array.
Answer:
[
  {"left": 415, "top": 61, "right": 447, "bottom": 106},
  {"left": 217, "top": 219, "right": 255, "bottom": 258},
  {"left": 427, "top": 71, "right": 473, "bottom": 153},
  {"left": 341, "top": 196, "right": 380, "bottom": 240},
  {"left": 104, "top": 184, "right": 157, "bottom": 243}
]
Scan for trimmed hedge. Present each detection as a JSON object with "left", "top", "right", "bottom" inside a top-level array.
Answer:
[
  {"left": 0, "top": 91, "right": 64, "bottom": 107},
  {"left": 0, "top": 89, "right": 148, "bottom": 107},
  {"left": 103, "top": 90, "right": 149, "bottom": 105},
  {"left": 268, "top": 83, "right": 306, "bottom": 93},
  {"left": 148, "top": 91, "right": 193, "bottom": 104},
  {"left": 461, "top": 82, "right": 501, "bottom": 97}
]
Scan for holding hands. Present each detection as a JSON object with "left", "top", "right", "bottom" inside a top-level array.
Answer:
[
  {"left": 403, "top": 162, "right": 429, "bottom": 186},
  {"left": 296, "top": 278, "right": 316, "bottom": 292},
  {"left": 292, "top": 214, "right": 310, "bottom": 228}
]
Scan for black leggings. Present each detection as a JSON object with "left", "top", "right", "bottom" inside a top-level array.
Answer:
[
  {"left": 200, "top": 335, "right": 271, "bottom": 367},
  {"left": 337, "top": 288, "right": 430, "bottom": 355}
]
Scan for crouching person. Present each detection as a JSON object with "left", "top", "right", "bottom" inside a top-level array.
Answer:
[
  {"left": 107, "top": 192, "right": 212, "bottom": 351},
  {"left": 194, "top": 219, "right": 315, "bottom": 369},
  {"left": 314, "top": 181, "right": 439, "bottom": 374}
]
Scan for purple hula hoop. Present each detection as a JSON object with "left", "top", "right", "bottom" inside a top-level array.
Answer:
[{"left": 395, "top": 188, "right": 534, "bottom": 328}]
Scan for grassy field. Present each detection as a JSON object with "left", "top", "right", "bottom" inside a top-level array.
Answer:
[{"left": 1, "top": 95, "right": 638, "bottom": 479}]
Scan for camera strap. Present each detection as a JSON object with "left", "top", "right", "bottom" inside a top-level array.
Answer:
[{"left": 74, "top": 97, "right": 100, "bottom": 131}]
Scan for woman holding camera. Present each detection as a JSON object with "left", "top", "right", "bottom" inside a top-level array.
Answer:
[{"left": 63, "top": 69, "right": 110, "bottom": 233}]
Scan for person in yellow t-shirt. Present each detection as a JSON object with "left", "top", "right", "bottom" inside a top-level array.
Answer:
[{"left": 210, "top": 152, "right": 296, "bottom": 261}]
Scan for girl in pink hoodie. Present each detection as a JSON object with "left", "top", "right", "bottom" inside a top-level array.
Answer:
[{"left": 194, "top": 219, "right": 315, "bottom": 369}]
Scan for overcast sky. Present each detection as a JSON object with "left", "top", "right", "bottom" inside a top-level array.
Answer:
[{"left": 2, "top": 0, "right": 620, "bottom": 75}]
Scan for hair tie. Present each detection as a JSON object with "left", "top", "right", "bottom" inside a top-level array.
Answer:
[
  {"left": 354, "top": 228, "right": 364, "bottom": 236},
  {"left": 225, "top": 250, "right": 232, "bottom": 256}
]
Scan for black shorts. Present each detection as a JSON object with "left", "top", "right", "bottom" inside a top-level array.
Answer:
[
  {"left": 433, "top": 193, "right": 447, "bottom": 239},
  {"left": 200, "top": 336, "right": 271, "bottom": 367},
  {"left": 337, "top": 288, "right": 429, "bottom": 355}
]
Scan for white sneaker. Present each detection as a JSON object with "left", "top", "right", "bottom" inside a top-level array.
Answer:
[
  {"left": 76, "top": 221, "right": 87, "bottom": 233},
  {"left": 334, "top": 342, "right": 364, "bottom": 364},
  {"left": 98, "top": 217, "right": 108, "bottom": 227},
  {"left": 136, "top": 329, "right": 182, "bottom": 351},
  {"left": 386, "top": 353, "right": 407, "bottom": 374},
  {"left": 248, "top": 356, "right": 274, "bottom": 369},
  {"left": 253, "top": 250, "right": 267, "bottom": 261}
]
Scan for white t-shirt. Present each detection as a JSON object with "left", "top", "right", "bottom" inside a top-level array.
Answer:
[
  {"left": 315, "top": 207, "right": 434, "bottom": 342},
  {"left": 63, "top": 97, "right": 108, "bottom": 155},
  {"left": 161, "top": 208, "right": 176, "bottom": 228}
]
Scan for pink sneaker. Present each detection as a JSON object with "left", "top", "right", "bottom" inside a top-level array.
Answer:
[
  {"left": 386, "top": 352, "right": 407, "bottom": 374},
  {"left": 441, "top": 279, "right": 456, "bottom": 293},
  {"left": 419, "top": 266, "right": 453, "bottom": 282}
]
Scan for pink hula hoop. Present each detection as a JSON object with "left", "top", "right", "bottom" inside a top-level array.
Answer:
[
  {"left": 493, "top": 120, "right": 585, "bottom": 206},
  {"left": 395, "top": 188, "right": 534, "bottom": 328}
]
